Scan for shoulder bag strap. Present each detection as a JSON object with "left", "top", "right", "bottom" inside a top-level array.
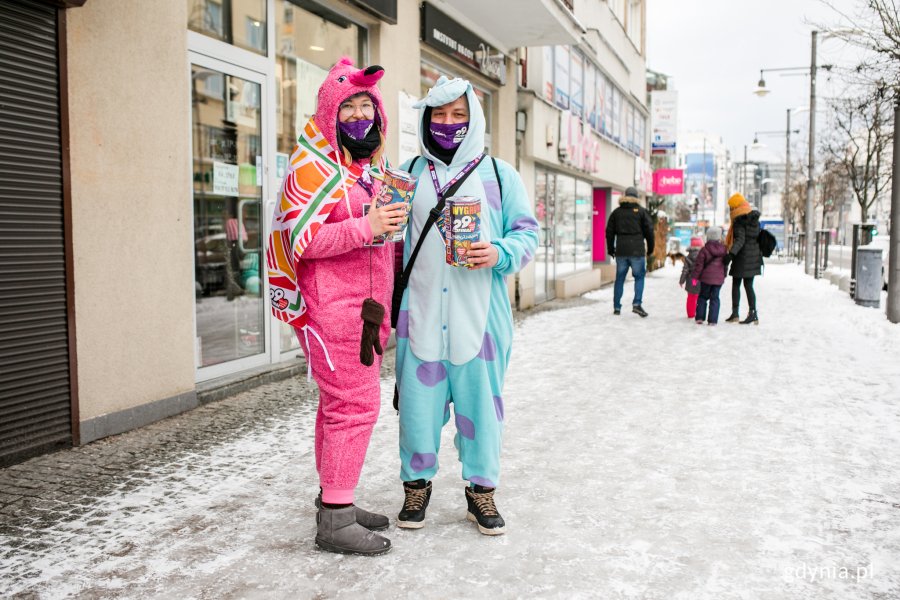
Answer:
[{"left": 391, "top": 153, "right": 484, "bottom": 326}]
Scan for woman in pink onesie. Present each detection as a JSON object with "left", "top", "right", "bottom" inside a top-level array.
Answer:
[{"left": 267, "top": 58, "right": 406, "bottom": 556}]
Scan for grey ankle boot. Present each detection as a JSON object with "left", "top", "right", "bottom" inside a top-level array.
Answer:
[
  {"left": 314, "top": 492, "right": 389, "bottom": 531},
  {"left": 315, "top": 506, "right": 392, "bottom": 556}
]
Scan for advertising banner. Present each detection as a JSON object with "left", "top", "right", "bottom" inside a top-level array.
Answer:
[
  {"left": 650, "top": 90, "right": 677, "bottom": 155},
  {"left": 652, "top": 169, "right": 684, "bottom": 195}
]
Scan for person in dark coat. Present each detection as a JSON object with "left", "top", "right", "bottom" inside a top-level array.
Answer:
[
  {"left": 679, "top": 236, "right": 703, "bottom": 318},
  {"left": 606, "top": 186, "right": 654, "bottom": 317},
  {"left": 690, "top": 226, "right": 728, "bottom": 325},
  {"left": 723, "top": 193, "right": 762, "bottom": 324}
]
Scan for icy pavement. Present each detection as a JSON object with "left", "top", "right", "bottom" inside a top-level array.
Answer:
[{"left": 2, "top": 263, "right": 900, "bottom": 599}]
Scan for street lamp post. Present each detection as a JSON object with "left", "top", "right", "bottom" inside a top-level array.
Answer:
[{"left": 805, "top": 31, "right": 818, "bottom": 276}]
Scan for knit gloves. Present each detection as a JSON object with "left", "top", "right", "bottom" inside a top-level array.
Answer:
[{"left": 360, "top": 297, "right": 385, "bottom": 366}]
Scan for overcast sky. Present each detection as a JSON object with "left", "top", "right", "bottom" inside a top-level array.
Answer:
[{"left": 646, "top": 0, "right": 867, "bottom": 163}]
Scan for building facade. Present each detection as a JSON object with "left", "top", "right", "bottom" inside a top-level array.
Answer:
[{"left": 517, "top": 0, "right": 650, "bottom": 304}]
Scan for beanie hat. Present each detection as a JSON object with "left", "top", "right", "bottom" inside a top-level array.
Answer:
[
  {"left": 314, "top": 57, "right": 387, "bottom": 158},
  {"left": 727, "top": 193, "right": 747, "bottom": 209},
  {"left": 624, "top": 186, "right": 640, "bottom": 200},
  {"left": 690, "top": 236, "right": 703, "bottom": 248},
  {"left": 706, "top": 226, "right": 723, "bottom": 241}
]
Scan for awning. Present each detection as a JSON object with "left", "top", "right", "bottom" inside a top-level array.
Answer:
[{"left": 442, "top": 0, "right": 585, "bottom": 52}]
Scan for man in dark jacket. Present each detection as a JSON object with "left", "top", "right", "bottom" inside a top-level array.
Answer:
[{"left": 605, "top": 186, "right": 655, "bottom": 317}]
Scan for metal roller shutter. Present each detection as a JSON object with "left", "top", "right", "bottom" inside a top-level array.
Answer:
[{"left": 0, "top": 0, "right": 72, "bottom": 465}]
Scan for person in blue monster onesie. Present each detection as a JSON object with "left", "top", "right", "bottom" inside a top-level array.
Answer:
[{"left": 393, "top": 76, "right": 538, "bottom": 536}]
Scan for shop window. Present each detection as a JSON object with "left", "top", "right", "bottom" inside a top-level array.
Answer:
[
  {"left": 574, "top": 180, "right": 593, "bottom": 269},
  {"left": 188, "top": 0, "right": 268, "bottom": 56},
  {"left": 274, "top": 0, "right": 367, "bottom": 353},
  {"left": 190, "top": 65, "right": 265, "bottom": 367}
]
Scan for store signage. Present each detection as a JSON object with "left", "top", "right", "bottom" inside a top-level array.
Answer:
[
  {"left": 650, "top": 90, "right": 677, "bottom": 155},
  {"left": 652, "top": 169, "right": 684, "bottom": 195},
  {"left": 350, "top": 0, "right": 397, "bottom": 24},
  {"left": 213, "top": 161, "right": 239, "bottom": 197},
  {"left": 421, "top": 3, "right": 505, "bottom": 84},
  {"left": 559, "top": 112, "right": 600, "bottom": 173},
  {"left": 634, "top": 157, "right": 652, "bottom": 192}
]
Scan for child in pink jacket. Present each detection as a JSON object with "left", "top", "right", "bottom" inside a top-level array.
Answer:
[{"left": 267, "top": 58, "right": 406, "bottom": 556}]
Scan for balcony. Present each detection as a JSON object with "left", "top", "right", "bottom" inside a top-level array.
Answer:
[{"left": 444, "top": 0, "right": 585, "bottom": 51}]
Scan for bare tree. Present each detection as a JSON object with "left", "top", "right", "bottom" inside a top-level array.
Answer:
[
  {"left": 818, "top": 158, "right": 851, "bottom": 227},
  {"left": 822, "top": 91, "right": 892, "bottom": 222}
]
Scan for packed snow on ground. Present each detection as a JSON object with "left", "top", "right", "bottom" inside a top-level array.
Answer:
[{"left": 3, "top": 263, "right": 900, "bottom": 599}]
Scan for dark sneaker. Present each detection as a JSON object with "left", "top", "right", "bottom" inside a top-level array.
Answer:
[
  {"left": 632, "top": 305, "right": 649, "bottom": 318},
  {"left": 613, "top": 309, "right": 621, "bottom": 315},
  {"left": 315, "top": 491, "right": 389, "bottom": 531},
  {"left": 695, "top": 320, "right": 704, "bottom": 325},
  {"left": 465, "top": 485, "right": 506, "bottom": 536},
  {"left": 315, "top": 506, "right": 392, "bottom": 556},
  {"left": 397, "top": 479, "right": 432, "bottom": 529}
]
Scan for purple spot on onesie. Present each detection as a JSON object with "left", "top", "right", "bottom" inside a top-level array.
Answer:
[
  {"left": 396, "top": 310, "right": 409, "bottom": 339},
  {"left": 469, "top": 476, "right": 496, "bottom": 488},
  {"left": 410, "top": 452, "right": 437, "bottom": 472},
  {"left": 483, "top": 179, "right": 501, "bottom": 210},
  {"left": 511, "top": 216, "right": 539, "bottom": 232},
  {"left": 477, "top": 332, "right": 496, "bottom": 361},
  {"left": 455, "top": 413, "right": 476, "bottom": 440},
  {"left": 416, "top": 362, "right": 447, "bottom": 387},
  {"left": 493, "top": 395, "right": 504, "bottom": 421}
]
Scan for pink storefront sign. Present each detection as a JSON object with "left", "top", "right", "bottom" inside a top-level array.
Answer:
[{"left": 653, "top": 169, "right": 684, "bottom": 195}]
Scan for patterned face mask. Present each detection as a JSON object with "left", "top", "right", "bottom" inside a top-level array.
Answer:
[
  {"left": 429, "top": 121, "right": 469, "bottom": 150},
  {"left": 338, "top": 119, "right": 374, "bottom": 140}
]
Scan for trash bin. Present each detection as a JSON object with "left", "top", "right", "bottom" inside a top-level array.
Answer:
[{"left": 855, "top": 246, "right": 883, "bottom": 308}]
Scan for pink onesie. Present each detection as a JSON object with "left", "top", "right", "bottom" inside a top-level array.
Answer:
[{"left": 295, "top": 167, "right": 393, "bottom": 505}]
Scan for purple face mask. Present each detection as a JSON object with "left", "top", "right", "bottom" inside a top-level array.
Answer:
[
  {"left": 339, "top": 119, "right": 374, "bottom": 140},
  {"left": 430, "top": 122, "right": 469, "bottom": 150}
]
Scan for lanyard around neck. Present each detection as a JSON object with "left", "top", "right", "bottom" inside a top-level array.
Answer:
[{"left": 427, "top": 153, "right": 485, "bottom": 200}]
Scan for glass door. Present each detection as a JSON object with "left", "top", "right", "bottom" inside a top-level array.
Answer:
[{"left": 190, "top": 54, "right": 270, "bottom": 380}]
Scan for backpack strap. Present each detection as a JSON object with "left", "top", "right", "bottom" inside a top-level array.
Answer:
[{"left": 491, "top": 156, "right": 503, "bottom": 199}]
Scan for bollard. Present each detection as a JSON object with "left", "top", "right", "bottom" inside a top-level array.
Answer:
[{"left": 855, "top": 246, "right": 883, "bottom": 308}]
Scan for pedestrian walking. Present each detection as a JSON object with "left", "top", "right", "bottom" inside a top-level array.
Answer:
[
  {"left": 723, "top": 193, "right": 762, "bottom": 324},
  {"left": 266, "top": 58, "right": 408, "bottom": 556},
  {"left": 606, "top": 186, "right": 655, "bottom": 317},
  {"left": 690, "top": 226, "right": 728, "bottom": 325},
  {"left": 392, "top": 76, "right": 538, "bottom": 536},
  {"left": 679, "top": 236, "right": 703, "bottom": 318}
]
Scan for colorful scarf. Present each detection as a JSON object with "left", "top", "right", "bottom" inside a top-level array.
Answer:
[
  {"left": 726, "top": 201, "right": 753, "bottom": 250},
  {"left": 266, "top": 118, "right": 383, "bottom": 328}
]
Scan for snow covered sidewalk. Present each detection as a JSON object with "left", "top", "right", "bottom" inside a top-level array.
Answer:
[{"left": 2, "top": 263, "right": 899, "bottom": 599}]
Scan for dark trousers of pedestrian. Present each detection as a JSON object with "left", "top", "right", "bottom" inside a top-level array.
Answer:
[
  {"left": 696, "top": 283, "right": 722, "bottom": 324},
  {"left": 730, "top": 276, "right": 756, "bottom": 314}
]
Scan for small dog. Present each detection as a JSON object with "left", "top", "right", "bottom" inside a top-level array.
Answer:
[{"left": 667, "top": 252, "right": 686, "bottom": 266}]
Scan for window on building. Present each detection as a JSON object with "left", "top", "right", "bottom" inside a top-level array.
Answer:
[
  {"left": 584, "top": 63, "right": 596, "bottom": 130},
  {"left": 187, "top": 0, "right": 268, "bottom": 56},
  {"left": 627, "top": 0, "right": 643, "bottom": 48},
  {"left": 570, "top": 50, "right": 583, "bottom": 119},
  {"left": 553, "top": 46, "right": 570, "bottom": 110}
]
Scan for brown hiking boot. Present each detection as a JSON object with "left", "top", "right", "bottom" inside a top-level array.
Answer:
[
  {"left": 465, "top": 485, "right": 506, "bottom": 536},
  {"left": 397, "top": 479, "right": 432, "bottom": 529}
]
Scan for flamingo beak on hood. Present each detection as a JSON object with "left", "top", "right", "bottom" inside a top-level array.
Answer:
[{"left": 349, "top": 65, "right": 384, "bottom": 86}]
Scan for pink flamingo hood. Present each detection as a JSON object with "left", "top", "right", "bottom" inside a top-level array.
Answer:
[{"left": 314, "top": 57, "right": 387, "bottom": 160}]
